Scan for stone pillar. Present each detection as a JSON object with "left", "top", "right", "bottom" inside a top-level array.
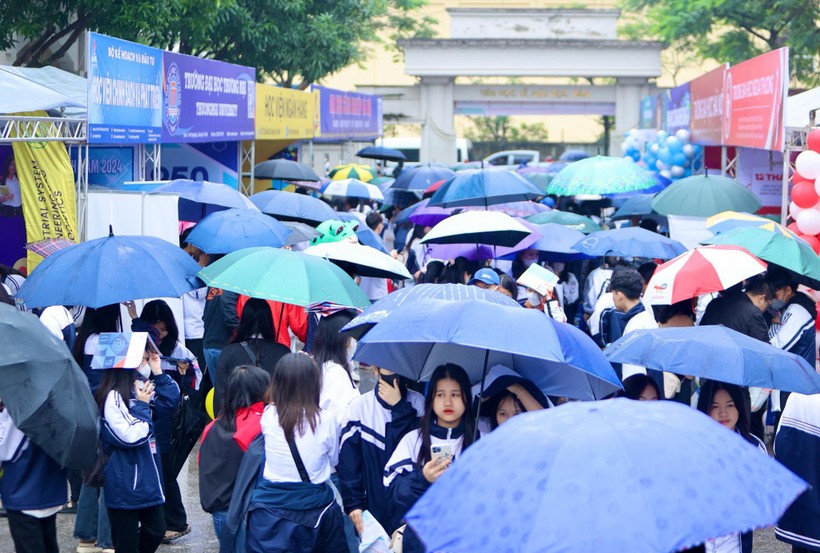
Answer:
[
  {"left": 613, "top": 77, "right": 651, "bottom": 156},
  {"left": 419, "top": 76, "right": 456, "bottom": 164}
]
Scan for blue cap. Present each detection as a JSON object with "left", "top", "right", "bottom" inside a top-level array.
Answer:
[{"left": 469, "top": 268, "right": 501, "bottom": 287}]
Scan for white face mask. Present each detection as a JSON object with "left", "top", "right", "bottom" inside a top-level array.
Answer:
[
  {"left": 527, "top": 291, "right": 542, "bottom": 307},
  {"left": 137, "top": 363, "right": 151, "bottom": 379},
  {"left": 346, "top": 338, "right": 357, "bottom": 364},
  {"left": 522, "top": 258, "right": 537, "bottom": 268}
]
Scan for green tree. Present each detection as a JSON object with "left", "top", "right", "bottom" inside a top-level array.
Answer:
[
  {"left": 621, "top": 0, "right": 820, "bottom": 86},
  {"left": 465, "top": 116, "right": 549, "bottom": 146}
]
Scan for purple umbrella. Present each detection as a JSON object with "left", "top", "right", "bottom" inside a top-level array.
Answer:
[
  {"left": 426, "top": 219, "right": 542, "bottom": 261},
  {"left": 410, "top": 201, "right": 550, "bottom": 227}
]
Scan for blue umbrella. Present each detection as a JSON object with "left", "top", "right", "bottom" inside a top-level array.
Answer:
[
  {"left": 356, "top": 145, "right": 407, "bottom": 162},
  {"left": 18, "top": 232, "right": 201, "bottom": 308},
  {"left": 394, "top": 199, "right": 426, "bottom": 225},
  {"left": 611, "top": 194, "right": 659, "bottom": 220},
  {"left": 548, "top": 317, "right": 615, "bottom": 384},
  {"left": 150, "top": 179, "right": 258, "bottom": 222},
  {"left": 406, "top": 399, "right": 808, "bottom": 553},
  {"left": 185, "top": 208, "right": 292, "bottom": 254},
  {"left": 428, "top": 168, "right": 543, "bottom": 208},
  {"left": 355, "top": 227, "right": 389, "bottom": 254},
  {"left": 573, "top": 227, "right": 687, "bottom": 259},
  {"left": 498, "top": 222, "right": 592, "bottom": 261},
  {"left": 391, "top": 163, "right": 456, "bottom": 191},
  {"left": 250, "top": 190, "right": 336, "bottom": 226},
  {"left": 605, "top": 325, "right": 820, "bottom": 394},
  {"left": 342, "top": 283, "right": 520, "bottom": 339},
  {"left": 354, "top": 298, "right": 621, "bottom": 400},
  {"left": 560, "top": 149, "right": 591, "bottom": 162}
]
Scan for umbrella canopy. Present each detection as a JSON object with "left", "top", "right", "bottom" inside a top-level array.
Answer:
[
  {"left": 520, "top": 171, "right": 553, "bottom": 193},
  {"left": 356, "top": 145, "right": 407, "bottom": 162},
  {"left": 573, "top": 227, "right": 687, "bottom": 259},
  {"left": 644, "top": 245, "right": 767, "bottom": 305},
  {"left": 150, "top": 179, "right": 259, "bottom": 222},
  {"left": 409, "top": 201, "right": 549, "bottom": 228},
  {"left": 546, "top": 156, "right": 657, "bottom": 196},
  {"left": 329, "top": 163, "right": 376, "bottom": 182},
  {"left": 322, "top": 178, "right": 385, "bottom": 201},
  {"left": 406, "top": 399, "right": 807, "bottom": 553},
  {"left": 197, "top": 246, "right": 370, "bottom": 309},
  {"left": 25, "top": 238, "right": 75, "bottom": 258},
  {"left": 703, "top": 226, "right": 820, "bottom": 283},
  {"left": 707, "top": 210, "right": 797, "bottom": 237},
  {"left": 0, "top": 304, "right": 98, "bottom": 470},
  {"left": 355, "top": 299, "right": 621, "bottom": 399},
  {"left": 425, "top": 225, "right": 541, "bottom": 262},
  {"left": 420, "top": 211, "right": 533, "bottom": 247},
  {"left": 355, "top": 227, "right": 390, "bottom": 254},
  {"left": 185, "top": 208, "right": 292, "bottom": 254},
  {"left": 304, "top": 242, "right": 411, "bottom": 280},
  {"left": 606, "top": 326, "right": 820, "bottom": 394},
  {"left": 342, "top": 283, "right": 520, "bottom": 340},
  {"left": 391, "top": 163, "right": 456, "bottom": 191},
  {"left": 428, "top": 168, "right": 543, "bottom": 208},
  {"left": 254, "top": 159, "right": 321, "bottom": 182},
  {"left": 526, "top": 210, "right": 602, "bottom": 234},
  {"left": 611, "top": 194, "right": 661, "bottom": 221},
  {"left": 560, "top": 149, "right": 592, "bottom": 161},
  {"left": 250, "top": 190, "right": 336, "bottom": 226},
  {"left": 394, "top": 199, "right": 427, "bottom": 225},
  {"left": 506, "top": 222, "right": 591, "bottom": 261},
  {"left": 17, "top": 233, "right": 202, "bottom": 308},
  {"left": 281, "top": 221, "right": 320, "bottom": 245},
  {"left": 652, "top": 174, "right": 762, "bottom": 217}
]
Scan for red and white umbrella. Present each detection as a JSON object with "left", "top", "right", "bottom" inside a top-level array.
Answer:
[{"left": 645, "top": 245, "right": 767, "bottom": 305}]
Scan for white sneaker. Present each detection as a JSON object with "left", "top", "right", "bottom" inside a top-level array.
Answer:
[{"left": 76, "top": 542, "right": 101, "bottom": 553}]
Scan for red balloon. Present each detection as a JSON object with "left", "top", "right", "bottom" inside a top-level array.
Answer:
[
  {"left": 794, "top": 171, "right": 812, "bottom": 186},
  {"left": 808, "top": 129, "right": 820, "bottom": 154},
  {"left": 788, "top": 222, "right": 801, "bottom": 233},
  {"left": 800, "top": 233, "right": 820, "bottom": 254},
  {"left": 791, "top": 181, "right": 820, "bottom": 208}
]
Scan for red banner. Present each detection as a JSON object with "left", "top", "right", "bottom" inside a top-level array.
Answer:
[
  {"left": 723, "top": 48, "right": 788, "bottom": 151},
  {"left": 689, "top": 64, "right": 727, "bottom": 146}
]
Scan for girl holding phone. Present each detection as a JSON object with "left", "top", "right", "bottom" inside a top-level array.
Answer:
[{"left": 384, "top": 363, "right": 478, "bottom": 553}]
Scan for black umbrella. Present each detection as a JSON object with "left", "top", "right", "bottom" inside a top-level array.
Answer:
[
  {"left": 356, "top": 145, "right": 407, "bottom": 162},
  {"left": 0, "top": 303, "right": 98, "bottom": 470},
  {"left": 254, "top": 159, "right": 321, "bottom": 182},
  {"left": 168, "top": 386, "right": 210, "bottom": 479}
]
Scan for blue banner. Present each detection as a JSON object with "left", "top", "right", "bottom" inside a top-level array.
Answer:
[
  {"left": 314, "top": 86, "right": 382, "bottom": 141},
  {"left": 87, "top": 33, "right": 163, "bottom": 143},
  {"left": 69, "top": 146, "right": 135, "bottom": 189}
]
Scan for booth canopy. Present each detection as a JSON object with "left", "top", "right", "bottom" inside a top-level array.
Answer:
[
  {"left": 786, "top": 88, "right": 820, "bottom": 129},
  {"left": 0, "top": 65, "right": 85, "bottom": 115}
]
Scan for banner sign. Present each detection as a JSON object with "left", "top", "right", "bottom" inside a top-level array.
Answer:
[
  {"left": 736, "top": 147, "right": 784, "bottom": 209},
  {"left": 689, "top": 64, "right": 727, "bottom": 146},
  {"left": 314, "top": 86, "right": 382, "bottom": 140},
  {"left": 639, "top": 96, "right": 656, "bottom": 129},
  {"left": 161, "top": 52, "right": 255, "bottom": 143},
  {"left": 87, "top": 33, "right": 163, "bottom": 143},
  {"left": 156, "top": 142, "right": 239, "bottom": 188},
  {"left": 12, "top": 111, "right": 78, "bottom": 270},
  {"left": 666, "top": 83, "right": 690, "bottom": 134},
  {"left": 0, "top": 145, "right": 26, "bottom": 270},
  {"left": 723, "top": 48, "right": 788, "bottom": 151},
  {"left": 255, "top": 83, "right": 315, "bottom": 140},
  {"left": 69, "top": 146, "right": 135, "bottom": 189}
]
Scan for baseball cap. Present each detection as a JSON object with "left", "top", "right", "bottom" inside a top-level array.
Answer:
[{"left": 469, "top": 268, "right": 501, "bottom": 287}]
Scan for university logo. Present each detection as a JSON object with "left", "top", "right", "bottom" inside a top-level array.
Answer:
[{"left": 165, "top": 63, "right": 182, "bottom": 134}]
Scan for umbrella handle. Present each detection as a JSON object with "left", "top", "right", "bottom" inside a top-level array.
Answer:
[{"left": 473, "top": 350, "right": 490, "bottom": 441}]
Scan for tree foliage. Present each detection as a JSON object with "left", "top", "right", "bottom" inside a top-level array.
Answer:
[
  {"left": 621, "top": 0, "right": 820, "bottom": 86},
  {"left": 465, "top": 116, "right": 550, "bottom": 146},
  {"left": 0, "top": 0, "right": 435, "bottom": 87}
]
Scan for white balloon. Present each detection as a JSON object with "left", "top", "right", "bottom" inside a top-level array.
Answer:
[
  {"left": 656, "top": 130, "right": 668, "bottom": 141},
  {"left": 682, "top": 144, "right": 695, "bottom": 158},
  {"left": 796, "top": 151, "right": 820, "bottom": 180},
  {"left": 790, "top": 201, "right": 805, "bottom": 218},
  {"left": 670, "top": 166, "right": 685, "bottom": 178},
  {"left": 621, "top": 141, "right": 630, "bottom": 154},
  {"left": 675, "top": 129, "right": 691, "bottom": 143},
  {"left": 813, "top": 178, "right": 820, "bottom": 197},
  {"left": 650, "top": 143, "right": 660, "bottom": 154},
  {"left": 628, "top": 128, "right": 639, "bottom": 137},
  {"left": 660, "top": 169, "right": 672, "bottom": 179},
  {"left": 656, "top": 160, "right": 668, "bottom": 171},
  {"left": 797, "top": 208, "right": 820, "bottom": 236}
]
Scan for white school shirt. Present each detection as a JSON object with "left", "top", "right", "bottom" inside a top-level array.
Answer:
[{"left": 261, "top": 405, "right": 339, "bottom": 484}]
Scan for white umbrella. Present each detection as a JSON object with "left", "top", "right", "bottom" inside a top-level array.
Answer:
[
  {"left": 323, "top": 178, "right": 385, "bottom": 201},
  {"left": 304, "top": 241, "right": 411, "bottom": 280},
  {"left": 420, "top": 211, "right": 533, "bottom": 247}
]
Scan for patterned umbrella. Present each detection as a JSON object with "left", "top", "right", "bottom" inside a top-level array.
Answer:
[
  {"left": 707, "top": 211, "right": 792, "bottom": 236},
  {"left": 329, "top": 163, "right": 376, "bottom": 182},
  {"left": 546, "top": 156, "right": 657, "bottom": 196},
  {"left": 25, "top": 238, "right": 76, "bottom": 258}
]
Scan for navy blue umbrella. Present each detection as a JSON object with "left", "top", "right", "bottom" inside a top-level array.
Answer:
[
  {"left": 17, "top": 231, "right": 202, "bottom": 308},
  {"left": 356, "top": 145, "right": 407, "bottom": 162},
  {"left": 611, "top": 194, "right": 658, "bottom": 220},
  {"left": 428, "top": 168, "right": 543, "bottom": 208},
  {"left": 185, "top": 208, "right": 292, "bottom": 254},
  {"left": 250, "top": 190, "right": 336, "bottom": 226},
  {"left": 391, "top": 163, "right": 456, "bottom": 191},
  {"left": 572, "top": 226, "right": 686, "bottom": 259},
  {"left": 559, "top": 149, "right": 592, "bottom": 162}
]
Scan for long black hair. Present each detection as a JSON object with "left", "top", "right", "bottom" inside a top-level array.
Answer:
[
  {"left": 74, "top": 304, "right": 121, "bottom": 365},
  {"left": 96, "top": 369, "right": 136, "bottom": 410},
  {"left": 267, "top": 353, "right": 322, "bottom": 441},
  {"left": 418, "top": 363, "right": 477, "bottom": 466},
  {"left": 697, "top": 380, "right": 755, "bottom": 445},
  {"left": 618, "top": 373, "right": 662, "bottom": 401},
  {"left": 311, "top": 310, "right": 357, "bottom": 378},
  {"left": 233, "top": 298, "right": 276, "bottom": 343},
  {"left": 138, "top": 300, "right": 179, "bottom": 356},
  {"left": 217, "top": 364, "right": 270, "bottom": 432}
]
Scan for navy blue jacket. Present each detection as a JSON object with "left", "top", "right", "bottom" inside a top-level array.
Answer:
[
  {"left": 223, "top": 434, "right": 265, "bottom": 553},
  {"left": 0, "top": 438, "right": 66, "bottom": 511},
  {"left": 138, "top": 372, "right": 181, "bottom": 455}
]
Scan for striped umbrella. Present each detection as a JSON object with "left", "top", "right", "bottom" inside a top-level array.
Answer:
[
  {"left": 329, "top": 163, "right": 376, "bottom": 182},
  {"left": 707, "top": 211, "right": 794, "bottom": 237},
  {"left": 644, "top": 245, "right": 768, "bottom": 305}
]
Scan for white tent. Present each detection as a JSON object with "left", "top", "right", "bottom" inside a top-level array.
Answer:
[
  {"left": 0, "top": 66, "right": 87, "bottom": 117},
  {"left": 786, "top": 88, "right": 820, "bottom": 129},
  {"left": 0, "top": 66, "right": 84, "bottom": 114}
]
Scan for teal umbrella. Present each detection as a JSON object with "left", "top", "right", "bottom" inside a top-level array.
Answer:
[
  {"left": 703, "top": 227, "right": 820, "bottom": 284},
  {"left": 545, "top": 156, "right": 657, "bottom": 196},
  {"left": 652, "top": 174, "right": 761, "bottom": 218},
  {"left": 198, "top": 247, "right": 370, "bottom": 308},
  {"left": 526, "top": 210, "right": 602, "bottom": 234}
]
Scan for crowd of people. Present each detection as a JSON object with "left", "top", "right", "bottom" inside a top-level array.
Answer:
[{"left": 2, "top": 188, "right": 820, "bottom": 553}]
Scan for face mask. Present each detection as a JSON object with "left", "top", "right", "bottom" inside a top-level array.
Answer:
[
  {"left": 346, "top": 338, "right": 357, "bottom": 364},
  {"left": 527, "top": 291, "right": 542, "bottom": 307},
  {"left": 770, "top": 299, "right": 787, "bottom": 311},
  {"left": 137, "top": 363, "right": 151, "bottom": 379},
  {"left": 522, "top": 258, "right": 537, "bottom": 268},
  {"left": 380, "top": 373, "right": 406, "bottom": 393},
  {"left": 553, "top": 263, "right": 565, "bottom": 274}
]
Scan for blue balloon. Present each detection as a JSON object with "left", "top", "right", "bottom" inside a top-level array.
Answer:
[
  {"left": 672, "top": 152, "right": 687, "bottom": 166},
  {"left": 665, "top": 136, "right": 682, "bottom": 152},
  {"left": 630, "top": 150, "right": 641, "bottom": 162},
  {"left": 659, "top": 147, "right": 673, "bottom": 165}
]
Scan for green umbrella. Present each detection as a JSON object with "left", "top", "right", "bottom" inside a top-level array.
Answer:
[
  {"left": 545, "top": 156, "right": 657, "bottom": 196},
  {"left": 198, "top": 247, "right": 370, "bottom": 309},
  {"left": 652, "top": 174, "right": 761, "bottom": 217},
  {"left": 526, "top": 210, "right": 602, "bottom": 234},
  {"left": 703, "top": 227, "right": 820, "bottom": 283},
  {"left": 522, "top": 172, "right": 553, "bottom": 193}
]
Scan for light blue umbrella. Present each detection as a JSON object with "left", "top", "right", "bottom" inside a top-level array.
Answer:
[
  {"left": 605, "top": 326, "right": 820, "bottom": 394},
  {"left": 150, "top": 179, "right": 258, "bottom": 222},
  {"left": 354, "top": 298, "right": 621, "bottom": 400},
  {"left": 250, "top": 190, "right": 336, "bottom": 226},
  {"left": 546, "top": 156, "right": 657, "bottom": 196},
  {"left": 497, "top": 222, "right": 592, "bottom": 261},
  {"left": 355, "top": 227, "right": 389, "bottom": 254},
  {"left": 428, "top": 168, "right": 544, "bottom": 208},
  {"left": 573, "top": 226, "right": 687, "bottom": 259},
  {"left": 341, "top": 283, "right": 520, "bottom": 339},
  {"left": 406, "top": 399, "right": 808, "bottom": 553},
  {"left": 18, "top": 231, "right": 201, "bottom": 308},
  {"left": 185, "top": 208, "right": 292, "bottom": 254},
  {"left": 391, "top": 163, "right": 455, "bottom": 191}
]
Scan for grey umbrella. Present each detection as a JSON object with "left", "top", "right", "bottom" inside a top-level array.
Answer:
[{"left": 254, "top": 159, "right": 321, "bottom": 182}]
